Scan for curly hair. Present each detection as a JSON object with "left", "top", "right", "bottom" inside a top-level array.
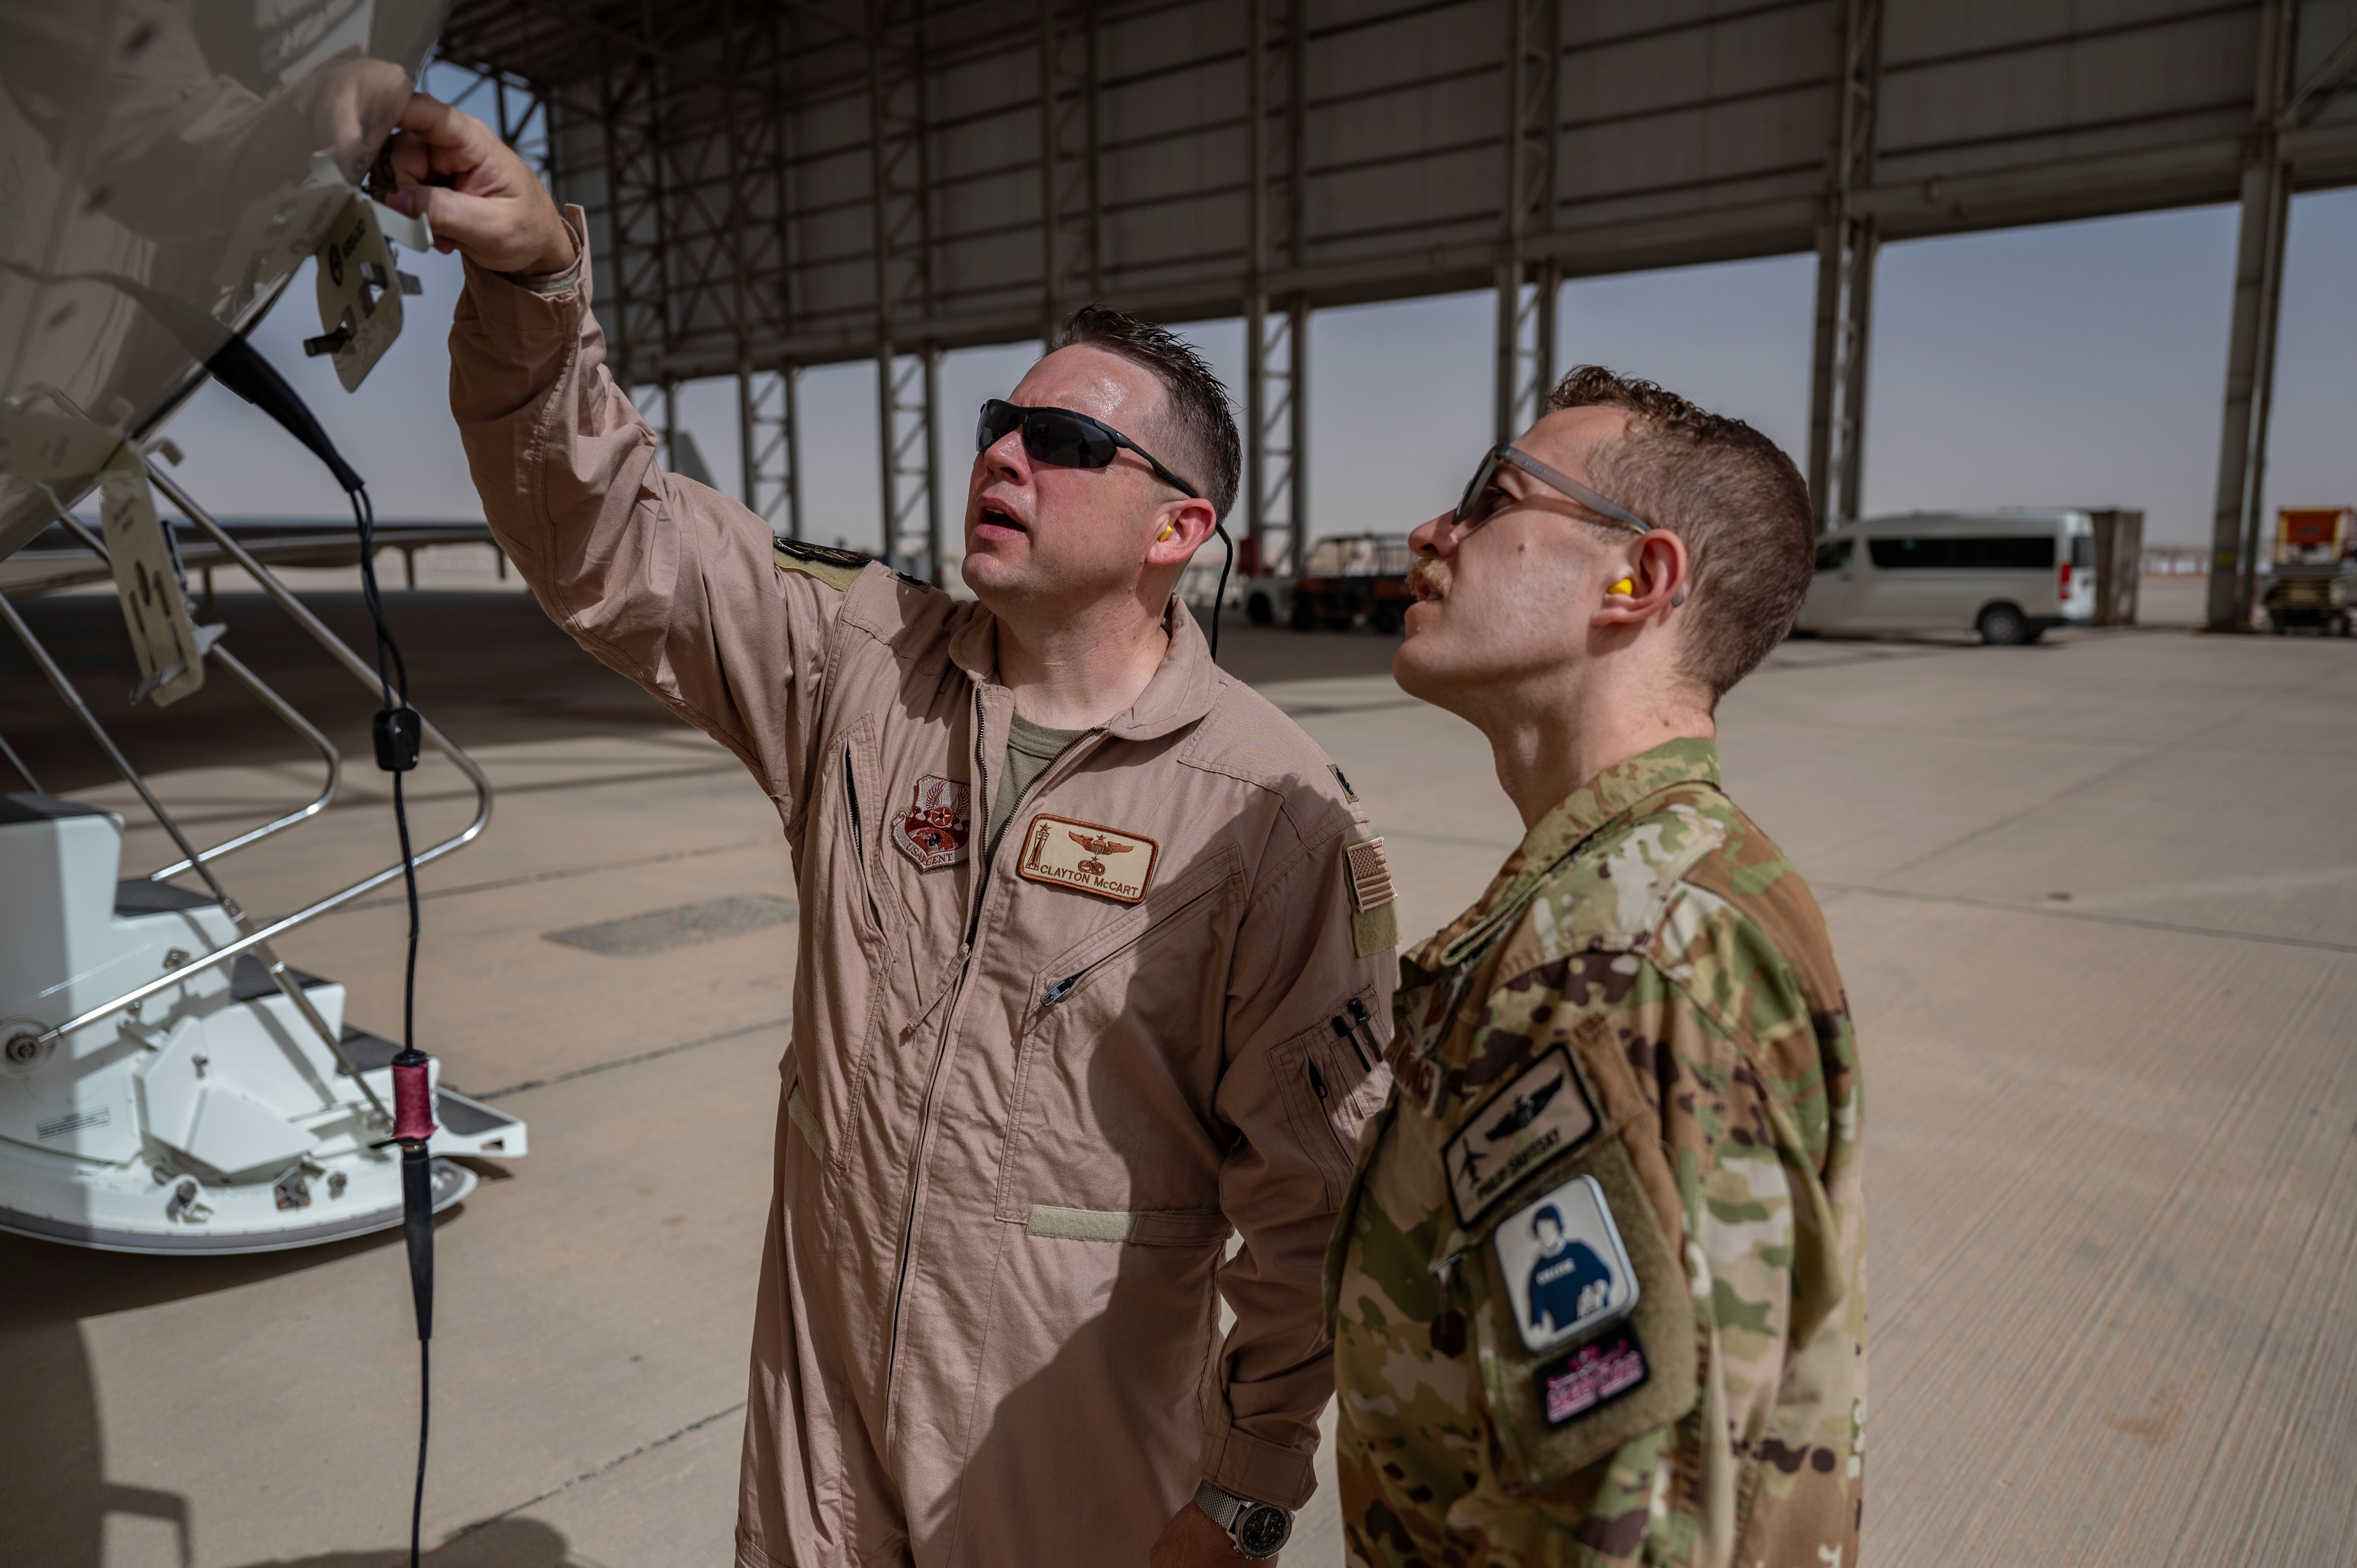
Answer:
[
  {"left": 1055, "top": 306, "right": 1242, "bottom": 520},
  {"left": 1546, "top": 365, "right": 1814, "bottom": 703}
]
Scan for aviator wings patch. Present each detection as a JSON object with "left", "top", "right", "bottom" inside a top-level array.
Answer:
[{"left": 1441, "top": 1045, "right": 1599, "bottom": 1227}]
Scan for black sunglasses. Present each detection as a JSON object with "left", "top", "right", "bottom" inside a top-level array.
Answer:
[
  {"left": 976, "top": 399, "right": 1237, "bottom": 660},
  {"left": 977, "top": 399, "right": 1201, "bottom": 499},
  {"left": 1455, "top": 444, "right": 1653, "bottom": 537}
]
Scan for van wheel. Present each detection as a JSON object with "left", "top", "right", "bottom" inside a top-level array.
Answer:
[
  {"left": 1977, "top": 604, "right": 2030, "bottom": 646},
  {"left": 1290, "top": 596, "right": 1317, "bottom": 632},
  {"left": 1368, "top": 603, "right": 1401, "bottom": 636},
  {"left": 1246, "top": 592, "right": 1274, "bottom": 627}
]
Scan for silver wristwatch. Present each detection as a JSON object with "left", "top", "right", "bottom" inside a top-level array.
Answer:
[{"left": 1194, "top": 1479, "right": 1292, "bottom": 1559}]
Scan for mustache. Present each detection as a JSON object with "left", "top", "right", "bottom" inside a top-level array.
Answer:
[{"left": 1408, "top": 557, "right": 1451, "bottom": 601}]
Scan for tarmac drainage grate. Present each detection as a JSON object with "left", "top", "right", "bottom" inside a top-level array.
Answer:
[{"left": 545, "top": 894, "right": 798, "bottom": 956}]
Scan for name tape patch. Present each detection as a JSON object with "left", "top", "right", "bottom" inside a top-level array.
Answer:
[
  {"left": 1442, "top": 1046, "right": 1598, "bottom": 1226},
  {"left": 1016, "top": 813, "right": 1160, "bottom": 904},
  {"left": 1534, "top": 1322, "right": 1650, "bottom": 1426},
  {"left": 1493, "top": 1171, "right": 1641, "bottom": 1353}
]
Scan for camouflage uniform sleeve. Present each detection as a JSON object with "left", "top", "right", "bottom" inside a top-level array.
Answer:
[
  {"left": 1642, "top": 870, "right": 1866, "bottom": 1566},
  {"left": 1335, "top": 920, "right": 1862, "bottom": 1565}
]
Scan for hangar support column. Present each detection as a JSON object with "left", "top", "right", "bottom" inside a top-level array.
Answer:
[
  {"left": 871, "top": 1, "right": 944, "bottom": 583},
  {"left": 1807, "top": 0, "right": 1881, "bottom": 529},
  {"left": 2205, "top": 0, "right": 2332, "bottom": 631},
  {"left": 1244, "top": 0, "right": 1308, "bottom": 576},
  {"left": 1493, "top": 0, "right": 1559, "bottom": 443},
  {"left": 1039, "top": 0, "right": 1102, "bottom": 347},
  {"left": 740, "top": 361, "right": 805, "bottom": 541}
]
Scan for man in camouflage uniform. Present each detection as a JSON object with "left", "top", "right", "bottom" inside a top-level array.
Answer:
[{"left": 1329, "top": 368, "right": 1865, "bottom": 1567}]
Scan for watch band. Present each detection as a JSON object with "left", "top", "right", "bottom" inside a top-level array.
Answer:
[
  {"left": 1194, "top": 1480, "right": 1290, "bottom": 1558},
  {"left": 1193, "top": 1479, "right": 1248, "bottom": 1532}
]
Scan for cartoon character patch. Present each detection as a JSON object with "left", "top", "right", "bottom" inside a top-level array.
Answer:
[
  {"left": 892, "top": 775, "right": 971, "bottom": 870},
  {"left": 1491, "top": 1172, "right": 1640, "bottom": 1353}
]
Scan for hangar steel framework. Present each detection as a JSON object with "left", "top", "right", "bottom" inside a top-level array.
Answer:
[{"left": 433, "top": 0, "right": 2357, "bottom": 630}]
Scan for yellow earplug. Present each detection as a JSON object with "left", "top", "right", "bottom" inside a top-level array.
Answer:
[
  {"left": 1610, "top": 578, "right": 1635, "bottom": 596},
  {"left": 1158, "top": 524, "right": 1175, "bottom": 541}
]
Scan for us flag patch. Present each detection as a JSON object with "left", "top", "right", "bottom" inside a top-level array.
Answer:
[{"left": 1344, "top": 837, "right": 1395, "bottom": 912}]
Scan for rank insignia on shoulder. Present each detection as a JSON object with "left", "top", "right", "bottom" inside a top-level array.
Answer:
[
  {"left": 1534, "top": 1321, "right": 1649, "bottom": 1427},
  {"left": 773, "top": 538, "right": 932, "bottom": 591},
  {"left": 1443, "top": 1047, "right": 1598, "bottom": 1226},
  {"left": 892, "top": 775, "right": 971, "bottom": 870},
  {"left": 1492, "top": 1171, "right": 1639, "bottom": 1354},
  {"left": 1016, "top": 814, "right": 1159, "bottom": 904}
]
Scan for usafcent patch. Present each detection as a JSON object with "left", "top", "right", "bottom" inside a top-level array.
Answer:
[
  {"left": 892, "top": 775, "right": 970, "bottom": 869},
  {"left": 1442, "top": 1045, "right": 1598, "bottom": 1226},
  {"left": 1492, "top": 1171, "right": 1640, "bottom": 1354},
  {"left": 1016, "top": 814, "right": 1159, "bottom": 904}
]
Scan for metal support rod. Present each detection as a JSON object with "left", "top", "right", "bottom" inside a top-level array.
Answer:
[
  {"left": 0, "top": 591, "right": 387, "bottom": 1124},
  {"left": 44, "top": 504, "right": 342, "bottom": 878},
  {"left": 0, "top": 727, "right": 42, "bottom": 792}
]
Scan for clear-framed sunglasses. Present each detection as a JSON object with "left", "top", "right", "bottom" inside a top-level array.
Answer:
[{"left": 1453, "top": 444, "right": 1654, "bottom": 538}]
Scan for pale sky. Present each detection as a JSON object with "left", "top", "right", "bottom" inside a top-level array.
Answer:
[{"left": 158, "top": 187, "right": 2357, "bottom": 550}]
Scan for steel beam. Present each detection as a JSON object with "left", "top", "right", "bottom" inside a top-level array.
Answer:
[
  {"left": 2207, "top": 0, "right": 2301, "bottom": 631},
  {"left": 1807, "top": 0, "right": 1882, "bottom": 528},
  {"left": 1494, "top": 0, "right": 1559, "bottom": 443},
  {"left": 1244, "top": 0, "right": 1308, "bottom": 576},
  {"left": 869, "top": 0, "right": 943, "bottom": 581},
  {"left": 740, "top": 360, "right": 805, "bottom": 539},
  {"left": 1038, "top": 0, "right": 1101, "bottom": 346}
]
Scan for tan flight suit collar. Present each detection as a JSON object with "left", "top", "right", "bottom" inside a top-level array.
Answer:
[
  {"left": 1411, "top": 735, "right": 1723, "bottom": 974},
  {"left": 944, "top": 591, "right": 1221, "bottom": 743}
]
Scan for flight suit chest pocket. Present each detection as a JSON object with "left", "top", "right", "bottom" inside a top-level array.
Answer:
[
  {"left": 1450, "top": 1015, "right": 1698, "bottom": 1495},
  {"left": 994, "top": 850, "right": 1242, "bottom": 1227}
]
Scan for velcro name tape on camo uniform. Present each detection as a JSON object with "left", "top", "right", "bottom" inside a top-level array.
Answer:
[{"left": 1441, "top": 1045, "right": 1600, "bottom": 1227}]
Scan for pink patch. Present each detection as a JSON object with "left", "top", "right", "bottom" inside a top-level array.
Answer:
[{"left": 1537, "top": 1326, "right": 1649, "bottom": 1426}]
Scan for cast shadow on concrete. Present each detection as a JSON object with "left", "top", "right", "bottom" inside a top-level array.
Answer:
[
  {"left": 230, "top": 1518, "right": 599, "bottom": 1568},
  {"left": 0, "top": 1209, "right": 466, "bottom": 1568}
]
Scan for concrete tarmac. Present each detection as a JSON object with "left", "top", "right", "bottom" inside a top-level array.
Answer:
[{"left": 5, "top": 578, "right": 2355, "bottom": 1566}]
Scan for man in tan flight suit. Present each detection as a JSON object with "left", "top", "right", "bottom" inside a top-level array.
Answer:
[{"left": 389, "top": 96, "right": 1395, "bottom": 1568}]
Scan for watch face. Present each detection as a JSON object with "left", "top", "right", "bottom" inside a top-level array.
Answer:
[{"left": 1235, "top": 1504, "right": 1290, "bottom": 1557}]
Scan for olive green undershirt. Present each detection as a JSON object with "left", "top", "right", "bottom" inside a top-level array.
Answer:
[{"left": 985, "top": 712, "right": 1092, "bottom": 863}]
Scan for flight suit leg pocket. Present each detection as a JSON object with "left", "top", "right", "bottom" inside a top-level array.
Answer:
[
  {"left": 1272, "top": 986, "right": 1393, "bottom": 1209},
  {"left": 1465, "top": 1130, "right": 1698, "bottom": 1496}
]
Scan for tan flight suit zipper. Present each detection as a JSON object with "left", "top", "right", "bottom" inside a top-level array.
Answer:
[{"left": 878, "top": 693, "right": 1112, "bottom": 1440}]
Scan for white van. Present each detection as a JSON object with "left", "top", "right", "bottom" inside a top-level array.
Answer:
[{"left": 1793, "top": 510, "right": 2099, "bottom": 644}]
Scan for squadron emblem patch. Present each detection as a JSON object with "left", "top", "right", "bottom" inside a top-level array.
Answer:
[
  {"left": 1442, "top": 1047, "right": 1599, "bottom": 1225},
  {"left": 1015, "top": 813, "right": 1159, "bottom": 904},
  {"left": 1492, "top": 1172, "right": 1640, "bottom": 1354},
  {"left": 892, "top": 775, "right": 971, "bottom": 869}
]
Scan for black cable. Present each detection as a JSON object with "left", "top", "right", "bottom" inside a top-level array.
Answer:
[
  {"left": 349, "top": 483, "right": 430, "bottom": 1568},
  {"left": 411, "top": 1338, "right": 431, "bottom": 1568},
  {"left": 1209, "top": 523, "right": 1234, "bottom": 660}
]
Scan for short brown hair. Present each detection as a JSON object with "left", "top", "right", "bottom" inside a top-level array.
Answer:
[
  {"left": 1546, "top": 366, "right": 1813, "bottom": 702},
  {"left": 1056, "top": 306, "right": 1241, "bottom": 521}
]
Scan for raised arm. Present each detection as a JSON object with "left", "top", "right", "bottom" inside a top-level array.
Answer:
[{"left": 390, "top": 93, "right": 839, "bottom": 830}]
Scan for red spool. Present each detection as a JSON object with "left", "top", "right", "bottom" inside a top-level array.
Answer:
[{"left": 390, "top": 1057, "right": 438, "bottom": 1143}]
